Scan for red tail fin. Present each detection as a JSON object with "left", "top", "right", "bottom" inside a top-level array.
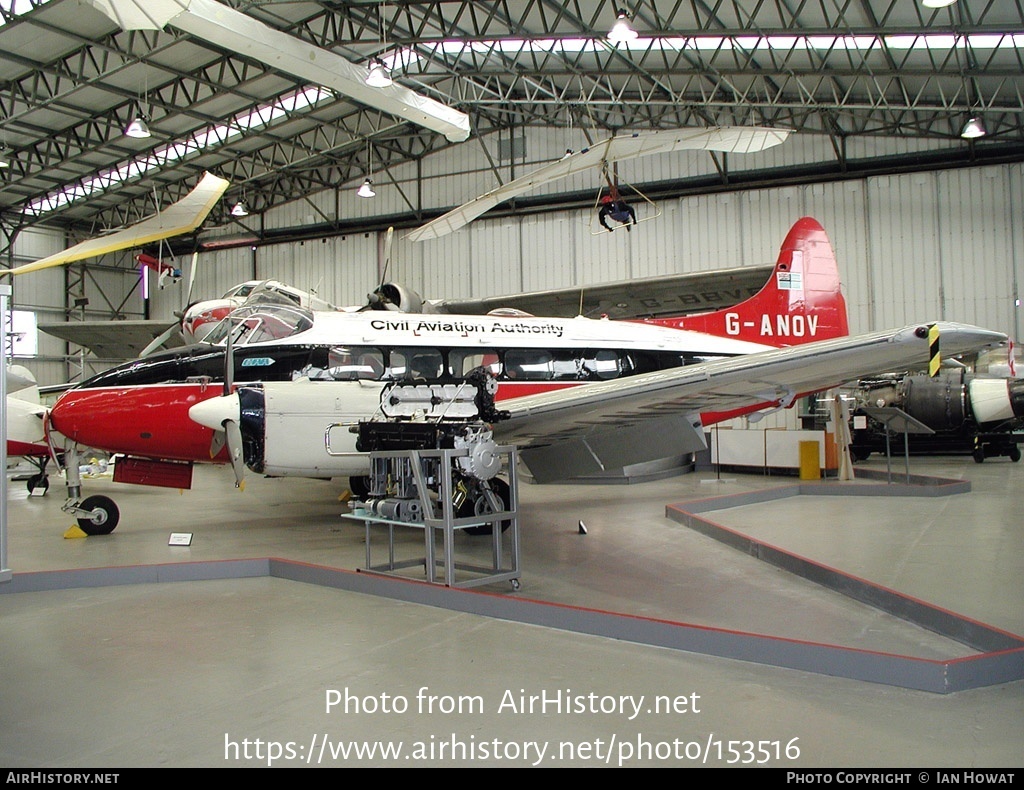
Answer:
[{"left": 648, "top": 217, "right": 849, "bottom": 347}]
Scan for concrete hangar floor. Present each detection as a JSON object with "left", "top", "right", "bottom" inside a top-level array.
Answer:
[{"left": 1, "top": 454, "right": 1021, "bottom": 768}]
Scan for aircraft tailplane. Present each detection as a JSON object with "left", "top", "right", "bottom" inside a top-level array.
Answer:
[{"left": 647, "top": 216, "right": 849, "bottom": 347}]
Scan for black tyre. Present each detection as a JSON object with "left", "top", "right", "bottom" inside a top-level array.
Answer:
[
  {"left": 348, "top": 475, "right": 372, "bottom": 499},
  {"left": 973, "top": 448, "right": 986, "bottom": 464},
  {"left": 77, "top": 495, "right": 120, "bottom": 536},
  {"left": 26, "top": 474, "right": 49, "bottom": 494},
  {"left": 460, "top": 478, "right": 512, "bottom": 536},
  {"left": 1009, "top": 446, "right": 1021, "bottom": 463}
]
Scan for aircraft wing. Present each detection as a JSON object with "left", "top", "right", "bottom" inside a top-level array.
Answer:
[
  {"left": 434, "top": 264, "right": 775, "bottom": 319},
  {"left": 407, "top": 126, "right": 791, "bottom": 242},
  {"left": 6, "top": 365, "right": 38, "bottom": 395},
  {"left": 7, "top": 172, "right": 229, "bottom": 276},
  {"left": 492, "top": 322, "right": 1006, "bottom": 482},
  {"left": 39, "top": 320, "right": 182, "bottom": 359}
]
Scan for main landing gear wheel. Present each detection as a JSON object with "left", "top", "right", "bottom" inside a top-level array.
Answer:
[
  {"left": 26, "top": 474, "right": 49, "bottom": 494},
  {"left": 76, "top": 495, "right": 120, "bottom": 536},
  {"left": 460, "top": 478, "right": 512, "bottom": 536}
]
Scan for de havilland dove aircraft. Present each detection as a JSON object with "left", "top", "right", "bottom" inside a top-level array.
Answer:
[{"left": 43, "top": 217, "right": 1010, "bottom": 534}]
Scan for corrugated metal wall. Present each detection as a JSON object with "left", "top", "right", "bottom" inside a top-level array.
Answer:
[
  {"left": 12, "top": 132, "right": 1024, "bottom": 395},
  {"left": 9, "top": 231, "right": 146, "bottom": 385}
]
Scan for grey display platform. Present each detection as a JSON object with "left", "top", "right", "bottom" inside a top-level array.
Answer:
[{"left": 665, "top": 471, "right": 1024, "bottom": 692}]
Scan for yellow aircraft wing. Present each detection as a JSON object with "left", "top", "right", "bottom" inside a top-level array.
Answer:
[{"left": 7, "top": 172, "right": 229, "bottom": 276}]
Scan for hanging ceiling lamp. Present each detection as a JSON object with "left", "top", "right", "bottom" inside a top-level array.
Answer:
[
  {"left": 608, "top": 9, "right": 638, "bottom": 44},
  {"left": 126, "top": 71, "right": 152, "bottom": 139},
  {"left": 960, "top": 116, "right": 987, "bottom": 139},
  {"left": 124, "top": 114, "right": 151, "bottom": 139},
  {"left": 365, "top": 2, "right": 394, "bottom": 87},
  {"left": 365, "top": 58, "right": 393, "bottom": 88},
  {"left": 357, "top": 138, "right": 377, "bottom": 198},
  {"left": 230, "top": 199, "right": 250, "bottom": 217}
]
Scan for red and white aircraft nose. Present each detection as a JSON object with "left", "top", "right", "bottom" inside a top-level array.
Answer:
[{"left": 48, "top": 385, "right": 226, "bottom": 462}]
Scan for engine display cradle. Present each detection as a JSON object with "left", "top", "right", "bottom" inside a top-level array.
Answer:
[{"left": 342, "top": 445, "right": 521, "bottom": 590}]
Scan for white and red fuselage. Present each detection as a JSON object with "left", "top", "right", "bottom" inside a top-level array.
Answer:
[{"left": 46, "top": 217, "right": 850, "bottom": 483}]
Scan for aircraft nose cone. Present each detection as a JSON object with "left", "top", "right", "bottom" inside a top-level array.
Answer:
[
  {"left": 188, "top": 392, "right": 241, "bottom": 430},
  {"left": 47, "top": 391, "right": 85, "bottom": 439}
]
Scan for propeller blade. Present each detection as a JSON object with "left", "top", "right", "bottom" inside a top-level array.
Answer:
[
  {"left": 360, "top": 227, "right": 397, "bottom": 312},
  {"left": 224, "top": 315, "right": 235, "bottom": 396},
  {"left": 382, "top": 226, "right": 394, "bottom": 282},
  {"left": 185, "top": 251, "right": 199, "bottom": 306},
  {"left": 209, "top": 430, "right": 225, "bottom": 459},
  {"left": 224, "top": 419, "right": 246, "bottom": 490},
  {"left": 188, "top": 392, "right": 245, "bottom": 489},
  {"left": 139, "top": 324, "right": 178, "bottom": 358}
]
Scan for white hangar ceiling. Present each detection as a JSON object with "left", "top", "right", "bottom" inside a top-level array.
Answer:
[{"left": 1, "top": 0, "right": 1023, "bottom": 252}]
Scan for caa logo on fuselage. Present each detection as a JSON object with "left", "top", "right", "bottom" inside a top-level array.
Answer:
[{"left": 725, "top": 313, "right": 819, "bottom": 338}]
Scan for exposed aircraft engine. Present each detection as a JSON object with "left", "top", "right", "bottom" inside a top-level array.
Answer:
[
  {"left": 352, "top": 368, "right": 512, "bottom": 530},
  {"left": 856, "top": 370, "right": 1024, "bottom": 430},
  {"left": 377, "top": 366, "right": 507, "bottom": 423},
  {"left": 206, "top": 367, "right": 510, "bottom": 488},
  {"left": 850, "top": 369, "right": 1024, "bottom": 462},
  {"left": 366, "top": 283, "right": 437, "bottom": 313},
  {"left": 380, "top": 383, "right": 481, "bottom": 419}
]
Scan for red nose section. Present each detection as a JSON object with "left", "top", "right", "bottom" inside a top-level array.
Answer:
[{"left": 49, "top": 384, "right": 227, "bottom": 462}]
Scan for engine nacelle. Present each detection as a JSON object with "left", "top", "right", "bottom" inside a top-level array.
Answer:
[
  {"left": 367, "top": 283, "right": 437, "bottom": 314},
  {"left": 234, "top": 380, "right": 383, "bottom": 479},
  {"left": 968, "top": 377, "right": 1024, "bottom": 426}
]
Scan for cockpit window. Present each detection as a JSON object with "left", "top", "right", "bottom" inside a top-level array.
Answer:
[
  {"left": 204, "top": 304, "right": 314, "bottom": 346},
  {"left": 226, "top": 283, "right": 254, "bottom": 298}
]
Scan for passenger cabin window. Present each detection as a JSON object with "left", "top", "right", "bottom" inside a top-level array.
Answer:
[
  {"left": 503, "top": 349, "right": 631, "bottom": 381},
  {"left": 449, "top": 350, "right": 501, "bottom": 378},
  {"left": 503, "top": 349, "right": 553, "bottom": 380},
  {"left": 324, "top": 347, "right": 385, "bottom": 381},
  {"left": 587, "top": 349, "right": 624, "bottom": 380},
  {"left": 388, "top": 348, "right": 444, "bottom": 381}
]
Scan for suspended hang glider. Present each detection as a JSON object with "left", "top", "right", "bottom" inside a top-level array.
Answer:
[
  {"left": 82, "top": 0, "right": 470, "bottom": 143},
  {"left": 406, "top": 126, "right": 791, "bottom": 242},
  {"left": 6, "top": 171, "right": 230, "bottom": 276}
]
